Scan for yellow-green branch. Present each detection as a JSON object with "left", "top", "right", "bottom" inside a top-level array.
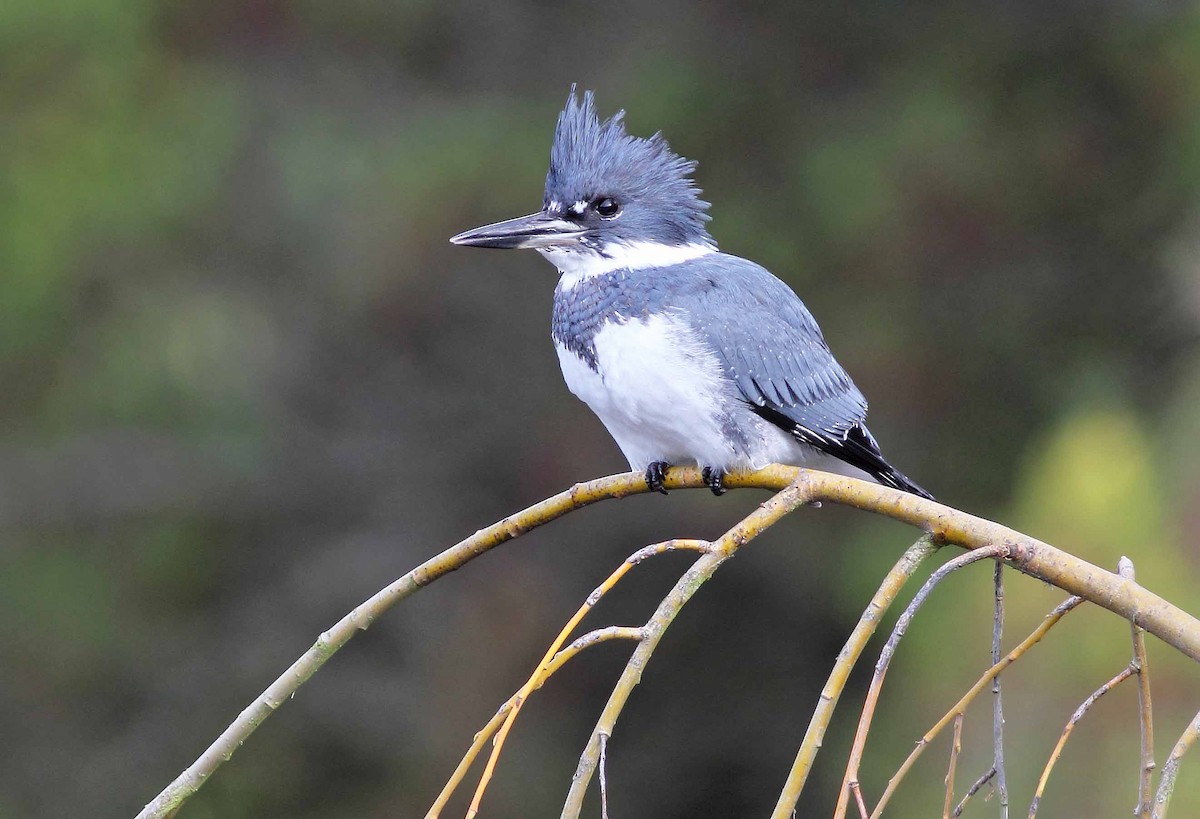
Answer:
[
  {"left": 1152, "top": 707, "right": 1200, "bottom": 819},
  {"left": 837, "top": 545, "right": 1012, "bottom": 819},
  {"left": 769, "top": 535, "right": 941, "bottom": 819},
  {"left": 870, "top": 595, "right": 1085, "bottom": 818},
  {"left": 1028, "top": 665, "right": 1137, "bottom": 818},
  {"left": 559, "top": 478, "right": 815, "bottom": 819},
  {"left": 1121, "top": 557, "right": 1156, "bottom": 819},
  {"left": 433, "top": 539, "right": 707, "bottom": 818},
  {"left": 135, "top": 466, "right": 1200, "bottom": 819}
]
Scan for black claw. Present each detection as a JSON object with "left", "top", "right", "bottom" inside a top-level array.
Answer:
[
  {"left": 645, "top": 461, "right": 670, "bottom": 495},
  {"left": 702, "top": 466, "right": 727, "bottom": 496}
]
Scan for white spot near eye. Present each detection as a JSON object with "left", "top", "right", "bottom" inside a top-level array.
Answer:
[{"left": 571, "top": 201, "right": 588, "bottom": 215}]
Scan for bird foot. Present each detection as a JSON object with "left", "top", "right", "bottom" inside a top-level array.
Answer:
[
  {"left": 701, "top": 466, "right": 727, "bottom": 496},
  {"left": 645, "top": 461, "right": 670, "bottom": 495}
]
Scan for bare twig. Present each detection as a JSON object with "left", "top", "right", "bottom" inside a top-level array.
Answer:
[
  {"left": 851, "top": 780, "right": 870, "bottom": 819},
  {"left": 944, "top": 714, "right": 964, "bottom": 819},
  {"left": 992, "top": 561, "right": 1009, "bottom": 819},
  {"left": 1121, "top": 557, "right": 1155, "bottom": 819},
  {"left": 1028, "top": 666, "right": 1137, "bottom": 818},
  {"left": 769, "top": 536, "right": 941, "bottom": 819},
  {"left": 559, "top": 478, "right": 816, "bottom": 819},
  {"left": 426, "top": 626, "right": 643, "bottom": 819},
  {"left": 135, "top": 466, "right": 1200, "bottom": 819},
  {"left": 459, "top": 539, "right": 708, "bottom": 818},
  {"left": 1152, "top": 707, "right": 1200, "bottom": 819},
  {"left": 430, "top": 702, "right": 513, "bottom": 819},
  {"left": 430, "top": 541, "right": 704, "bottom": 817},
  {"left": 835, "top": 544, "right": 1011, "bottom": 819},
  {"left": 953, "top": 767, "right": 996, "bottom": 817},
  {"left": 599, "top": 733, "right": 610, "bottom": 819},
  {"left": 870, "top": 596, "right": 1085, "bottom": 818}
]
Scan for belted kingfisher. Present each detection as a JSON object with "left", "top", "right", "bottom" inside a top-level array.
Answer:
[{"left": 451, "top": 89, "right": 932, "bottom": 500}]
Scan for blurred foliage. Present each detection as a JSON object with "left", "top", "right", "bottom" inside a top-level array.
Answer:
[{"left": 2, "top": 1, "right": 1199, "bottom": 817}]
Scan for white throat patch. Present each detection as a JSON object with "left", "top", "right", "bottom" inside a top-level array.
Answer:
[{"left": 541, "top": 241, "right": 717, "bottom": 289}]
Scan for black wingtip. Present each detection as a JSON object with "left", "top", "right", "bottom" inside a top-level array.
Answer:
[
  {"left": 749, "top": 405, "right": 935, "bottom": 501},
  {"left": 835, "top": 426, "right": 936, "bottom": 501},
  {"left": 874, "top": 466, "right": 935, "bottom": 501}
]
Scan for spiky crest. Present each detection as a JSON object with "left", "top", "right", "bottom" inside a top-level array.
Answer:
[{"left": 544, "top": 88, "right": 712, "bottom": 247}]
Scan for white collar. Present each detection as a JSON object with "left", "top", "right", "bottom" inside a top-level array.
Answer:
[{"left": 541, "top": 241, "right": 717, "bottom": 289}]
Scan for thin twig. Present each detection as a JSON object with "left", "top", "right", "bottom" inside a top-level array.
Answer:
[
  {"left": 428, "top": 702, "right": 512, "bottom": 819},
  {"left": 559, "top": 478, "right": 816, "bottom": 819},
  {"left": 599, "top": 733, "right": 610, "bottom": 819},
  {"left": 459, "top": 540, "right": 708, "bottom": 818},
  {"left": 426, "top": 626, "right": 643, "bottom": 819},
  {"left": 1121, "top": 557, "right": 1155, "bottom": 819},
  {"left": 992, "top": 561, "right": 1009, "bottom": 819},
  {"left": 835, "top": 544, "right": 1012, "bottom": 819},
  {"left": 769, "top": 536, "right": 941, "bottom": 819},
  {"left": 1028, "top": 666, "right": 1137, "bottom": 818},
  {"left": 944, "top": 714, "right": 964, "bottom": 819},
  {"left": 870, "top": 595, "right": 1085, "bottom": 818},
  {"left": 1152, "top": 707, "right": 1200, "bottom": 819},
  {"left": 953, "top": 767, "right": 996, "bottom": 817},
  {"left": 851, "top": 780, "right": 870, "bottom": 819}
]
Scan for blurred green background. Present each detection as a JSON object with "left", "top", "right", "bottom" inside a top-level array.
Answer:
[{"left": 3, "top": 2, "right": 1200, "bottom": 817}]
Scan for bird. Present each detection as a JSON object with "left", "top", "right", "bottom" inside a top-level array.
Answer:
[{"left": 450, "top": 89, "right": 932, "bottom": 500}]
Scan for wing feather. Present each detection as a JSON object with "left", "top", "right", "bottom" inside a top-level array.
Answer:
[{"left": 675, "top": 256, "right": 868, "bottom": 438}]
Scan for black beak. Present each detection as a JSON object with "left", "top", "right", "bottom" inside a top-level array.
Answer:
[{"left": 449, "top": 211, "right": 586, "bottom": 249}]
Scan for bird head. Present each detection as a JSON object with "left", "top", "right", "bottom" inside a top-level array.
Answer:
[{"left": 450, "top": 88, "right": 713, "bottom": 271}]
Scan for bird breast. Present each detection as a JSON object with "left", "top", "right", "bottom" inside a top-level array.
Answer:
[{"left": 553, "top": 312, "right": 743, "bottom": 471}]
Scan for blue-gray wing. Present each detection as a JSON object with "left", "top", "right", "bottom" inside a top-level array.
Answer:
[
  {"left": 676, "top": 255, "right": 868, "bottom": 438},
  {"left": 669, "top": 254, "right": 933, "bottom": 499}
]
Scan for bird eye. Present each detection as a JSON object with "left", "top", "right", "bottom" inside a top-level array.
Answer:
[{"left": 594, "top": 197, "right": 620, "bottom": 218}]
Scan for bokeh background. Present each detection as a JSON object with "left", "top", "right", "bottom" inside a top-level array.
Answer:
[{"left": 4, "top": 2, "right": 1200, "bottom": 817}]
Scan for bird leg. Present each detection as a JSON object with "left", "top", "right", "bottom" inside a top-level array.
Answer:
[
  {"left": 645, "top": 461, "right": 670, "bottom": 495},
  {"left": 701, "top": 466, "right": 727, "bottom": 496}
]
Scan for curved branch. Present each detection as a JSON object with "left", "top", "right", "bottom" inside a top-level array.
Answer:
[
  {"left": 870, "top": 595, "right": 1085, "bottom": 817},
  {"left": 1152, "top": 707, "right": 1200, "bottom": 819},
  {"left": 455, "top": 540, "right": 708, "bottom": 818},
  {"left": 426, "top": 626, "right": 643, "bottom": 819},
  {"left": 136, "top": 466, "right": 1200, "bottom": 819},
  {"left": 138, "top": 471, "right": 684, "bottom": 819},
  {"left": 769, "top": 536, "right": 942, "bottom": 819},
  {"left": 1028, "top": 666, "right": 1137, "bottom": 818},
  {"left": 559, "top": 478, "right": 816, "bottom": 819},
  {"left": 836, "top": 545, "right": 1011, "bottom": 819},
  {"left": 797, "top": 473, "right": 1200, "bottom": 662},
  {"left": 1121, "top": 557, "right": 1156, "bottom": 819}
]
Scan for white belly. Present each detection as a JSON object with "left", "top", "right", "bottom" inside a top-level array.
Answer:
[{"left": 555, "top": 313, "right": 807, "bottom": 471}]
